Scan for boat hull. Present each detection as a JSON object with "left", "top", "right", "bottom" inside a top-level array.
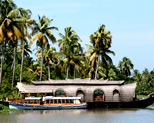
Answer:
[
  {"left": 88, "top": 97, "right": 154, "bottom": 108},
  {"left": 9, "top": 102, "right": 87, "bottom": 110}
]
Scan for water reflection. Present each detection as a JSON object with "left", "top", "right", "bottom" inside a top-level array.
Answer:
[{"left": 0, "top": 107, "right": 154, "bottom": 123}]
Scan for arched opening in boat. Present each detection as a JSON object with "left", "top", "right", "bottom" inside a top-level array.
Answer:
[
  {"left": 55, "top": 90, "right": 65, "bottom": 97},
  {"left": 94, "top": 89, "right": 104, "bottom": 102},
  {"left": 113, "top": 89, "right": 120, "bottom": 102},
  {"left": 76, "top": 90, "right": 85, "bottom": 102}
]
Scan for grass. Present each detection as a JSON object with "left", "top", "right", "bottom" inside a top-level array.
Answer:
[
  {"left": 0, "top": 104, "right": 20, "bottom": 113},
  {"left": 137, "top": 95, "right": 148, "bottom": 98}
]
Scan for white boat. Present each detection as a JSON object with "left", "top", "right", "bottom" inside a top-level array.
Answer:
[{"left": 9, "top": 96, "right": 87, "bottom": 110}]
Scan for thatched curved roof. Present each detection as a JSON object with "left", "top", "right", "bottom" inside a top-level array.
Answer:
[
  {"left": 31, "top": 78, "right": 124, "bottom": 85},
  {"left": 16, "top": 83, "right": 53, "bottom": 93}
]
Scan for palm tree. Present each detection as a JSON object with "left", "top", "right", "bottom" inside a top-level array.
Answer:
[
  {"left": 0, "top": 0, "right": 26, "bottom": 87},
  {"left": 88, "top": 24, "right": 115, "bottom": 79},
  {"left": 4, "top": 8, "right": 33, "bottom": 87},
  {"left": 133, "top": 69, "right": 142, "bottom": 83},
  {"left": 36, "top": 44, "right": 56, "bottom": 80},
  {"left": 118, "top": 57, "right": 134, "bottom": 77},
  {"left": 30, "top": 15, "right": 58, "bottom": 81},
  {"left": 18, "top": 8, "right": 34, "bottom": 83},
  {"left": 58, "top": 27, "right": 84, "bottom": 79},
  {"left": 0, "top": 0, "right": 16, "bottom": 87},
  {"left": 84, "top": 44, "right": 97, "bottom": 79}
]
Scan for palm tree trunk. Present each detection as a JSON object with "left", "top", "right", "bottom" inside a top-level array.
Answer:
[
  {"left": 40, "top": 48, "right": 43, "bottom": 81},
  {"left": 74, "top": 69, "right": 75, "bottom": 79},
  {"left": 66, "top": 66, "right": 69, "bottom": 79},
  {"left": 95, "top": 53, "right": 100, "bottom": 80},
  {"left": 0, "top": 43, "right": 5, "bottom": 87},
  {"left": 48, "top": 63, "right": 50, "bottom": 80},
  {"left": 12, "top": 47, "right": 17, "bottom": 87},
  {"left": 20, "top": 40, "right": 24, "bottom": 82}
]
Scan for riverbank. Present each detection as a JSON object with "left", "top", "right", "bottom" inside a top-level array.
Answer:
[
  {"left": 0, "top": 104, "right": 20, "bottom": 113},
  {"left": 137, "top": 95, "right": 148, "bottom": 97}
]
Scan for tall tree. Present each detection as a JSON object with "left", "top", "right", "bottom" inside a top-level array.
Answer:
[
  {"left": 3, "top": 8, "right": 32, "bottom": 87},
  {"left": 118, "top": 57, "right": 134, "bottom": 77},
  {"left": 18, "top": 8, "right": 34, "bottom": 83},
  {"left": 30, "top": 15, "right": 57, "bottom": 81},
  {"left": 36, "top": 44, "right": 56, "bottom": 80},
  {"left": 0, "top": 0, "right": 24, "bottom": 87},
  {"left": 58, "top": 27, "right": 84, "bottom": 79},
  {"left": 89, "top": 24, "right": 115, "bottom": 80}
]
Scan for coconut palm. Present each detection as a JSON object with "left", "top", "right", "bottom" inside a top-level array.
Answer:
[
  {"left": 18, "top": 8, "right": 34, "bottom": 83},
  {"left": 90, "top": 24, "right": 115, "bottom": 80},
  {"left": 0, "top": 0, "right": 17, "bottom": 87},
  {"left": 118, "top": 57, "right": 134, "bottom": 77},
  {"left": 36, "top": 44, "right": 56, "bottom": 80},
  {"left": 84, "top": 44, "right": 97, "bottom": 79},
  {"left": 3, "top": 8, "right": 32, "bottom": 87},
  {"left": 0, "top": 1, "right": 27, "bottom": 87},
  {"left": 58, "top": 27, "right": 84, "bottom": 79},
  {"left": 30, "top": 15, "right": 58, "bottom": 81},
  {"left": 133, "top": 69, "right": 142, "bottom": 83}
]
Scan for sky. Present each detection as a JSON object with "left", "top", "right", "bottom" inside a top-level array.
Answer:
[{"left": 14, "top": 0, "right": 154, "bottom": 72}]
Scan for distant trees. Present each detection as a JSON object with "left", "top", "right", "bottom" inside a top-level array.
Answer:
[{"left": 134, "top": 68, "right": 154, "bottom": 95}]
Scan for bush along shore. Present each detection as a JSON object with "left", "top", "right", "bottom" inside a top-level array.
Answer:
[{"left": 0, "top": 104, "right": 20, "bottom": 112}]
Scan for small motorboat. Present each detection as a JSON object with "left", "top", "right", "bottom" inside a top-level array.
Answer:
[{"left": 9, "top": 96, "right": 87, "bottom": 110}]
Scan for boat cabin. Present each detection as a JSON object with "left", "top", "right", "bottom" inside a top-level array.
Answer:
[
  {"left": 44, "top": 96, "right": 82, "bottom": 105},
  {"left": 11, "top": 96, "right": 83, "bottom": 106},
  {"left": 16, "top": 78, "right": 137, "bottom": 103},
  {"left": 24, "top": 97, "right": 41, "bottom": 105}
]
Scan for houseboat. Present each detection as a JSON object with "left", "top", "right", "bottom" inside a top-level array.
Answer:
[
  {"left": 9, "top": 96, "right": 87, "bottom": 110},
  {"left": 13, "top": 78, "right": 154, "bottom": 108}
]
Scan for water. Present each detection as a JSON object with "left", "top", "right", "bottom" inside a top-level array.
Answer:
[{"left": 0, "top": 106, "right": 154, "bottom": 123}]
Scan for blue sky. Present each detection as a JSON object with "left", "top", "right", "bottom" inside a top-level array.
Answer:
[{"left": 14, "top": 0, "right": 154, "bottom": 72}]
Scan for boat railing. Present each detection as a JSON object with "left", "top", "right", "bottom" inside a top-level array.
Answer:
[
  {"left": 43, "top": 97, "right": 82, "bottom": 105},
  {"left": 10, "top": 98, "right": 22, "bottom": 104},
  {"left": 10, "top": 96, "right": 84, "bottom": 105}
]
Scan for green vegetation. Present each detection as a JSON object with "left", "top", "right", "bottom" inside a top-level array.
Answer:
[
  {"left": 0, "top": 0, "right": 153, "bottom": 100},
  {"left": 0, "top": 104, "right": 20, "bottom": 112}
]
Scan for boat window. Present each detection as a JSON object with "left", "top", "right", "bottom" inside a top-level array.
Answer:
[
  {"left": 74, "top": 99, "right": 80, "bottom": 104},
  {"left": 30, "top": 100, "right": 34, "bottom": 104},
  {"left": 46, "top": 100, "right": 50, "bottom": 104},
  {"left": 66, "top": 100, "right": 69, "bottom": 103},
  {"left": 113, "top": 90, "right": 120, "bottom": 102},
  {"left": 58, "top": 100, "right": 61, "bottom": 103},
  {"left": 37, "top": 100, "right": 40, "bottom": 104},
  {"left": 55, "top": 90, "right": 65, "bottom": 97},
  {"left": 76, "top": 90, "right": 84, "bottom": 102},
  {"left": 54, "top": 100, "right": 57, "bottom": 103},
  {"left": 94, "top": 89, "right": 104, "bottom": 102},
  {"left": 62, "top": 100, "right": 65, "bottom": 103},
  {"left": 70, "top": 100, "right": 73, "bottom": 103},
  {"left": 50, "top": 100, "right": 53, "bottom": 104},
  {"left": 34, "top": 100, "right": 38, "bottom": 104}
]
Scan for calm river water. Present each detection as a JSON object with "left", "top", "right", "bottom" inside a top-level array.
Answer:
[{"left": 1, "top": 105, "right": 154, "bottom": 123}]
